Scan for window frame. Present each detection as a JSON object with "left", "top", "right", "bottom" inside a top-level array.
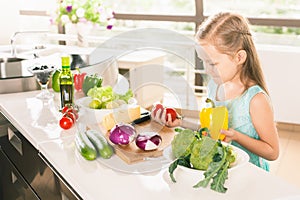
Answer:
[
  {"left": 19, "top": 0, "right": 300, "bottom": 97},
  {"left": 113, "top": 0, "right": 300, "bottom": 29}
]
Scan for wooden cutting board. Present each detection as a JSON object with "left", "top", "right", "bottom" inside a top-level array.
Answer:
[{"left": 100, "top": 121, "right": 176, "bottom": 164}]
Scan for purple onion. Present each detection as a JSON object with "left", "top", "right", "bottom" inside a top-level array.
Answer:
[
  {"left": 135, "top": 132, "right": 162, "bottom": 151},
  {"left": 109, "top": 123, "right": 136, "bottom": 145}
]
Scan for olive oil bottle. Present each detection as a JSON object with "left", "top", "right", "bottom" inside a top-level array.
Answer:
[{"left": 60, "top": 56, "right": 73, "bottom": 108}]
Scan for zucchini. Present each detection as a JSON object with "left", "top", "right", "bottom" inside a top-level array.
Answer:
[
  {"left": 86, "top": 130, "right": 114, "bottom": 159},
  {"left": 75, "top": 131, "right": 97, "bottom": 161}
]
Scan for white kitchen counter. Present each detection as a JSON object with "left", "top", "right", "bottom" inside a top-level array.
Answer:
[{"left": 0, "top": 90, "right": 300, "bottom": 200}]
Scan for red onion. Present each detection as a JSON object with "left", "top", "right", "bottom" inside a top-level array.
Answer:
[
  {"left": 109, "top": 123, "right": 136, "bottom": 145},
  {"left": 135, "top": 132, "right": 162, "bottom": 151}
]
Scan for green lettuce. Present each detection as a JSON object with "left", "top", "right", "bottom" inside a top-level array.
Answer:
[
  {"left": 87, "top": 86, "right": 133, "bottom": 109},
  {"left": 169, "top": 128, "right": 236, "bottom": 193}
]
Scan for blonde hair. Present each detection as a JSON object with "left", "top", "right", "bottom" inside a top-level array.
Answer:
[{"left": 196, "top": 12, "right": 269, "bottom": 94}]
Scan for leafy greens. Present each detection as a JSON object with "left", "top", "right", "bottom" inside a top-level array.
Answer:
[
  {"left": 87, "top": 86, "right": 133, "bottom": 109},
  {"left": 169, "top": 128, "right": 236, "bottom": 193}
]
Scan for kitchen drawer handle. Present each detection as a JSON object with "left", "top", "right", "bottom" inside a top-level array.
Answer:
[
  {"left": 38, "top": 153, "right": 81, "bottom": 199},
  {"left": 11, "top": 171, "right": 17, "bottom": 184},
  {"left": 8, "top": 127, "right": 23, "bottom": 155}
]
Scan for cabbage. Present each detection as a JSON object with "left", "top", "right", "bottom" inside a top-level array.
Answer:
[{"left": 87, "top": 86, "right": 133, "bottom": 109}]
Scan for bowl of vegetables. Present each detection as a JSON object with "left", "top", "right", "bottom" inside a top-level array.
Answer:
[
  {"left": 165, "top": 128, "right": 249, "bottom": 193},
  {"left": 75, "top": 96, "right": 113, "bottom": 122},
  {"left": 76, "top": 85, "right": 136, "bottom": 122}
]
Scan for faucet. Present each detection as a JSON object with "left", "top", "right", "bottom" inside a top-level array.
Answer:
[{"left": 10, "top": 30, "right": 49, "bottom": 57}]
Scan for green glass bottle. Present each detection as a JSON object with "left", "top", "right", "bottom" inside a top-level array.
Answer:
[{"left": 59, "top": 56, "right": 74, "bottom": 108}]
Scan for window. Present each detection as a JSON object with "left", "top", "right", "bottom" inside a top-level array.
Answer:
[
  {"left": 106, "top": 0, "right": 196, "bottom": 15},
  {"left": 203, "top": 0, "right": 300, "bottom": 19},
  {"left": 14, "top": 0, "right": 300, "bottom": 110}
]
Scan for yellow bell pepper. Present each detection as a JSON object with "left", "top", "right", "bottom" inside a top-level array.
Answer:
[{"left": 199, "top": 98, "right": 228, "bottom": 141}]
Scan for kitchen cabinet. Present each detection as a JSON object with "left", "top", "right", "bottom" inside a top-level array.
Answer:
[
  {"left": 0, "top": 147, "right": 40, "bottom": 200},
  {"left": 0, "top": 112, "right": 80, "bottom": 200}
]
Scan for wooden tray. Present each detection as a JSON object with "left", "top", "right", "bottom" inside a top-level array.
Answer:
[{"left": 100, "top": 121, "right": 176, "bottom": 164}]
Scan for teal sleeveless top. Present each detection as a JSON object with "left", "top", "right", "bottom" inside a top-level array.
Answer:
[{"left": 207, "top": 80, "right": 270, "bottom": 171}]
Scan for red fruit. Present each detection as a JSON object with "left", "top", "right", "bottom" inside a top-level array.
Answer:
[
  {"left": 61, "top": 105, "right": 79, "bottom": 120},
  {"left": 152, "top": 103, "right": 164, "bottom": 117},
  {"left": 68, "top": 108, "right": 79, "bottom": 120},
  {"left": 64, "top": 112, "right": 76, "bottom": 123},
  {"left": 165, "top": 107, "right": 177, "bottom": 122},
  {"left": 61, "top": 105, "right": 70, "bottom": 114},
  {"left": 59, "top": 116, "right": 73, "bottom": 130}
]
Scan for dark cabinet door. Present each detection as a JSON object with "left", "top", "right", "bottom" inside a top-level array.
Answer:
[
  {"left": 0, "top": 112, "right": 81, "bottom": 200},
  {"left": 0, "top": 148, "right": 40, "bottom": 200}
]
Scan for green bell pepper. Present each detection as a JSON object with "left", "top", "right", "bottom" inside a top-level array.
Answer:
[{"left": 82, "top": 74, "right": 103, "bottom": 96}]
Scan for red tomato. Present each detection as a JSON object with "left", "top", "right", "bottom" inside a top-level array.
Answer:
[
  {"left": 61, "top": 105, "right": 71, "bottom": 113},
  {"left": 59, "top": 116, "right": 73, "bottom": 130},
  {"left": 165, "top": 107, "right": 177, "bottom": 122},
  {"left": 61, "top": 105, "right": 79, "bottom": 120},
  {"left": 65, "top": 112, "right": 76, "bottom": 123}
]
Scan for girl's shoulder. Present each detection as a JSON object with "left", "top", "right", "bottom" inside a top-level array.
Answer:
[
  {"left": 245, "top": 85, "right": 265, "bottom": 95},
  {"left": 242, "top": 85, "right": 272, "bottom": 111},
  {"left": 247, "top": 85, "right": 272, "bottom": 110}
]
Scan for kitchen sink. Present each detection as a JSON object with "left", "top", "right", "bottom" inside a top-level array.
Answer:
[
  {"left": 0, "top": 49, "right": 61, "bottom": 94},
  {"left": 0, "top": 57, "right": 27, "bottom": 79},
  {"left": 0, "top": 41, "right": 121, "bottom": 94},
  {"left": 0, "top": 57, "right": 39, "bottom": 94}
]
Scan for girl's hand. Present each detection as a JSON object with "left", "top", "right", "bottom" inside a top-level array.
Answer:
[
  {"left": 221, "top": 128, "right": 238, "bottom": 143},
  {"left": 151, "top": 106, "right": 182, "bottom": 127},
  {"left": 151, "top": 107, "right": 166, "bottom": 125}
]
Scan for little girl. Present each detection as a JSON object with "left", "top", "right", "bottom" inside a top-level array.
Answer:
[{"left": 152, "top": 12, "right": 279, "bottom": 171}]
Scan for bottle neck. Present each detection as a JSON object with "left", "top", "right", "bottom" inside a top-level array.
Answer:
[{"left": 62, "top": 66, "right": 70, "bottom": 72}]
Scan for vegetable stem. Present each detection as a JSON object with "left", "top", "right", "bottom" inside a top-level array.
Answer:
[
  {"left": 193, "top": 148, "right": 227, "bottom": 188},
  {"left": 205, "top": 98, "right": 215, "bottom": 108}
]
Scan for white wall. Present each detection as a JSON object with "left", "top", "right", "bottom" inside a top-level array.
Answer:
[
  {"left": 257, "top": 44, "right": 300, "bottom": 124},
  {"left": 0, "top": 0, "right": 56, "bottom": 45},
  {"left": 0, "top": 0, "right": 20, "bottom": 45}
]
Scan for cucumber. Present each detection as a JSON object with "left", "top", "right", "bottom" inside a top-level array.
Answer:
[
  {"left": 86, "top": 130, "right": 114, "bottom": 159},
  {"left": 75, "top": 131, "right": 97, "bottom": 161}
]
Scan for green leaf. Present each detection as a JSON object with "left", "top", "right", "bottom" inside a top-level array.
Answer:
[
  {"left": 174, "top": 127, "right": 184, "bottom": 133},
  {"left": 210, "top": 161, "right": 229, "bottom": 193},
  {"left": 169, "top": 159, "right": 179, "bottom": 183},
  {"left": 169, "top": 155, "right": 191, "bottom": 183},
  {"left": 193, "top": 147, "right": 227, "bottom": 188},
  {"left": 193, "top": 161, "right": 223, "bottom": 188}
]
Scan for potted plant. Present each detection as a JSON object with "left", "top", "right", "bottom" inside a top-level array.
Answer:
[{"left": 53, "top": 0, "right": 115, "bottom": 46}]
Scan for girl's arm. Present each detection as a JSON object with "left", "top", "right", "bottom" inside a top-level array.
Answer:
[{"left": 222, "top": 93, "right": 280, "bottom": 161}]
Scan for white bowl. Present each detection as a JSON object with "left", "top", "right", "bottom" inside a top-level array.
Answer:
[
  {"left": 75, "top": 97, "right": 113, "bottom": 123},
  {"left": 163, "top": 142, "right": 250, "bottom": 181}
]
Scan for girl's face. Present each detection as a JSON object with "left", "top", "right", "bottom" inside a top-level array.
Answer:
[{"left": 196, "top": 41, "right": 240, "bottom": 85}]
